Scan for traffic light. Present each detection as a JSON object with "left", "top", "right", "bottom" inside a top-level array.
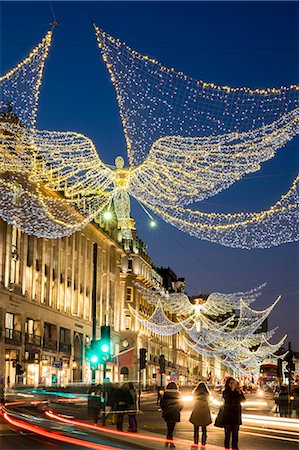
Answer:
[
  {"left": 139, "top": 348, "right": 147, "bottom": 369},
  {"left": 159, "top": 354, "right": 165, "bottom": 373},
  {"left": 285, "top": 346, "right": 295, "bottom": 373},
  {"left": 286, "top": 361, "right": 295, "bottom": 373},
  {"left": 100, "top": 325, "right": 111, "bottom": 363},
  {"left": 16, "top": 363, "right": 24, "bottom": 376},
  {"left": 86, "top": 341, "right": 99, "bottom": 368}
]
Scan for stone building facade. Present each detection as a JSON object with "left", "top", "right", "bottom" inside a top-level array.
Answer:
[
  {"left": 0, "top": 219, "right": 125, "bottom": 387},
  {"left": 0, "top": 215, "right": 228, "bottom": 388}
]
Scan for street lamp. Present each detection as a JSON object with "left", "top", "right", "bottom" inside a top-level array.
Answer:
[{"left": 103, "top": 210, "right": 112, "bottom": 221}]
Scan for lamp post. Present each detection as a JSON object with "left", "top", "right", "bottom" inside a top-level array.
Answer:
[{"left": 91, "top": 243, "right": 98, "bottom": 383}]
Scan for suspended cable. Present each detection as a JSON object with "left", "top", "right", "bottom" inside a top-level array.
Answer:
[{"left": 80, "top": 1, "right": 94, "bottom": 25}]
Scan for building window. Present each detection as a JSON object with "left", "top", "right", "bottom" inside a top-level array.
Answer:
[
  {"left": 25, "top": 319, "right": 34, "bottom": 335},
  {"left": 128, "top": 259, "right": 133, "bottom": 271},
  {"left": 44, "top": 323, "right": 52, "bottom": 339},
  {"left": 10, "top": 226, "right": 18, "bottom": 284},
  {"left": 126, "top": 287, "right": 133, "bottom": 303},
  {"left": 125, "top": 315, "right": 131, "bottom": 330},
  {"left": 27, "top": 235, "right": 34, "bottom": 267},
  {"left": 60, "top": 327, "right": 70, "bottom": 343},
  {"left": 5, "top": 312, "right": 14, "bottom": 330}
]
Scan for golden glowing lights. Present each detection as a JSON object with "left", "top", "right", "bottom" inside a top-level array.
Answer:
[
  {"left": 0, "top": 26, "right": 298, "bottom": 247},
  {"left": 130, "top": 281, "right": 286, "bottom": 374}
]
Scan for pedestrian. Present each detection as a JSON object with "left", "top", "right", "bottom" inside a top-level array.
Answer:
[
  {"left": 160, "top": 381, "right": 183, "bottom": 448},
  {"left": 128, "top": 381, "right": 138, "bottom": 432},
  {"left": 0, "top": 377, "right": 4, "bottom": 405},
  {"left": 189, "top": 381, "right": 212, "bottom": 448},
  {"left": 156, "top": 384, "right": 162, "bottom": 405},
  {"left": 114, "top": 382, "right": 133, "bottom": 431},
  {"left": 87, "top": 383, "right": 102, "bottom": 424},
  {"left": 222, "top": 377, "right": 246, "bottom": 450},
  {"left": 277, "top": 385, "right": 289, "bottom": 417}
]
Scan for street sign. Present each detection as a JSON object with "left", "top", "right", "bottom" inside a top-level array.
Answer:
[{"left": 53, "top": 360, "right": 62, "bottom": 369}]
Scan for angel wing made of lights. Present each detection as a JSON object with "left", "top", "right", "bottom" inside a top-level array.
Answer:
[
  {"left": 127, "top": 301, "right": 193, "bottom": 336},
  {"left": 0, "top": 27, "right": 298, "bottom": 247},
  {"left": 129, "top": 282, "right": 285, "bottom": 374}
]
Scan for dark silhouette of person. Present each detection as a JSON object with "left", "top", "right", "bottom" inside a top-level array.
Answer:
[
  {"left": 87, "top": 384, "right": 102, "bottom": 424},
  {"left": 222, "top": 378, "right": 246, "bottom": 450},
  {"left": 189, "top": 381, "right": 212, "bottom": 447},
  {"left": 160, "top": 381, "right": 183, "bottom": 448}
]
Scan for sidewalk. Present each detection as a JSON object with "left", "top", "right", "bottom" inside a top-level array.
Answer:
[{"left": 52, "top": 411, "right": 224, "bottom": 450}]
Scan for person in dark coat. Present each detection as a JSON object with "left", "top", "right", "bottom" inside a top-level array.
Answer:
[
  {"left": 189, "top": 382, "right": 212, "bottom": 447},
  {"left": 87, "top": 384, "right": 102, "bottom": 424},
  {"left": 127, "top": 382, "right": 138, "bottom": 432},
  {"left": 160, "top": 381, "right": 183, "bottom": 448},
  {"left": 277, "top": 385, "right": 289, "bottom": 417},
  {"left": 114, "top": 382, "right": 133, "bottom": 431},
  {"left": 222, "top": 378, "right": 245, "bottom": 450}
]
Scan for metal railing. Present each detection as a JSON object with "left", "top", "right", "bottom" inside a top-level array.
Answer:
[
  {"left": 25, "top": 333, "right": 41, "bottom": 346},
  {"left": 59, "top": 342, "right": 71, "bottom": 353},
  {"left": 5, "top": 328, "right": 22, "bottom": 342},
  {"left": 43, "top": 337, "right": 57, "bottom": 351}
]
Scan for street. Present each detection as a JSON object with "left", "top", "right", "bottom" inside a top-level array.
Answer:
[{"left": 1, "top": 392, "right": 298, "bottom": 450}]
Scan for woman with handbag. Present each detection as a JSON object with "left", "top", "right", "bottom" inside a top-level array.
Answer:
[
  {"left": 189, "top": 382, "right": 212, "bottom": 448},
  {"left": 160, "top": 381, "right": 184, "bottom": 448},
  {"left": 222, "top": 378, "right": 246, "bottom": 450}
]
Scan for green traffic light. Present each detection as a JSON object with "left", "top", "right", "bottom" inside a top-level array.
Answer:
[
  {"left": 90, "top": 354, "right": 99, "bottom": 364},
  {"left": 101, "top": 343, "right": 110, "bottom": 354}
]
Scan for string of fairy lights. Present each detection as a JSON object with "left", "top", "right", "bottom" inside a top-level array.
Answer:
[
  {"left": 0, "top": 24, "right": 295, "bottom": 373},
  {"left": 0, "top": 29, "right": 53, "bottom": 128},
  {"left": 130, "top": 281, "right": 286, "bottom": 374},
  {"left": 0, "top": 26, "right": 298, "bottom": 247},
  {"left": 94, "top": 25, "right": 299, "bottom": 167}
]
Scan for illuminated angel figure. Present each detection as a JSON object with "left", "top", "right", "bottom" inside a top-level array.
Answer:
[
  {"left": 0, "top": 26, "right": 298, "bottom": 247},
  {"left": 112, "top": 156, "right": 133, "bottom": 239},
  {"left": 129, "top": 281, "right": 286, "bottom": 375}
]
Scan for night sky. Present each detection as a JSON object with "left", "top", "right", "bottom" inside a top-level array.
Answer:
[{"left": 1, "top": 1, "right": 298, "bottom": 348}]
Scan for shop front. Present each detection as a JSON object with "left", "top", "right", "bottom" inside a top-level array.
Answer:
[
  {"left": 41, "top": 355, "right": 56, "bottom": 386},
  {"left": 5, "top": 348, "right": 19, "bottom": 387}
]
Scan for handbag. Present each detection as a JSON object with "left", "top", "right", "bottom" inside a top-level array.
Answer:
[
  {"left": 107, "top": 412, "right": 117, "bottom": 425},
  {"left": 214, "top": 405, "right": 224, "bottom": 428}
]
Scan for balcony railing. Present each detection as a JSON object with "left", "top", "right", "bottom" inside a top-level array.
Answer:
[
  {"left": 25, "top": 333, "right": 41, "bottom": 346},
  {"left": 43, "top": 338, "right": 57, "bottom": 351},
  {"left": 5, "top": 328, "right": 22, "bottom": 343},
  {"left": 59, "top": 342, "right": 71, "bottom": 354}
]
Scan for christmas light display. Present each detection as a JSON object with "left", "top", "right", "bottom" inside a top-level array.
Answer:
[
  {"left": 130, "top": 282, "right": 285, "bottom": 374},
  {"left": 128, "top": 301, "right": 192, "bottom": 336},
  {"left": 0, "top": 28, "right": 53, "bottom": 128},
  {"left": 0, "top": 27, "right": 298, "bottom": 247}
]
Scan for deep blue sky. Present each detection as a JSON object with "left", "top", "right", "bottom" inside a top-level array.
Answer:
[{"left": 1, "top": 1, "right": 298, "bottom": 348}]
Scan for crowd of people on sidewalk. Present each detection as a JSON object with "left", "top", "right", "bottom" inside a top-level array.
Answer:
[
  {"left": 87, "top": 381, "right": 138, "bottom": 431},
  {"left": 160, "top": 377, "right": 245, "bottom": 449},
  {"left": 87, "top": 376, "right": 246, "bottom": 449},
  {"left": 87, "top": 377, "right": 299, "bottom": 449}
]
